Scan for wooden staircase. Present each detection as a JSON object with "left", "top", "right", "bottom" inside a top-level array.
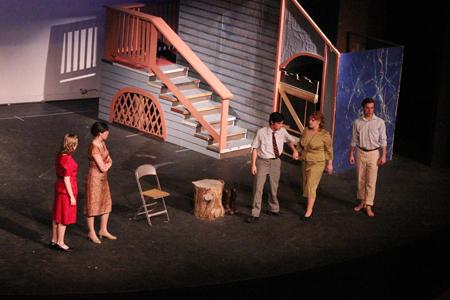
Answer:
[
  {"left": 102, "top": 4, "right": 252, "bottom": 158},
  {"left": 148, "top": 63, "right": 252, "bottom": 158}
]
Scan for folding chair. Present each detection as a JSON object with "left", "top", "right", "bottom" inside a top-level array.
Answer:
[{"left": 134, "top": 164, "right": 170, "bottom": 226}]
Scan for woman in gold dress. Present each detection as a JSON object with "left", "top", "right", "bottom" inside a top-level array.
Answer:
[
  {"left": 85, "top": 122, "right": 117, "bottom": 243},
  {"left": 299, "top": 111, "right": 333, "bottom": 221}
]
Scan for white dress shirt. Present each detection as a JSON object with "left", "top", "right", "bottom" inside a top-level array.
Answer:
[{"left": 252, "top": 126, "right": 296, "bottom": 159}]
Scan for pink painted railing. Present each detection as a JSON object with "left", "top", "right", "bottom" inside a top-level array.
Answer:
[{"left": 103, "top": 5, "right": 232, "bottom": 151}]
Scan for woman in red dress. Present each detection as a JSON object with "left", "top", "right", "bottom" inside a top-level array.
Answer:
[{"left": 51, "top": 134, "right": 78, "bottom": 252}]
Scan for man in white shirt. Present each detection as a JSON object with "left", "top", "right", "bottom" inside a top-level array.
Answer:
[
  {"left": 348, "top": 98, "right": 387, "bottom": 217},
  {"left": 247, "top": 112, "right": 299, "bottom": 223}
]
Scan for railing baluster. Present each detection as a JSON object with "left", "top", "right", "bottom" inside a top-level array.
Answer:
[
  {"left": 149, "top": 23, "right": 157, "bottom": 67},
  {"left": 145, "top": 21, "right": 151, "bottom": 66},
  {"left": 112, "top": 12, "right": 119, "bottom": 55},
  {"left": 118, "top": 12, "right": 123, "bottom": 55},
  {"left": 121, "top": 13, "right": 126, "bottom": 54},
  {"left": 129, "top": 15, "right": 134, "bottom": 59},
  {"left": 139, "top": 17, "right": 143, "bottom": 61},
  {"left": 130, "top": 15, "right": 134, "bottom": 58},
  {"left": 135, "top": 16, "right": 140, "bottom": 61},
  {"left": 124, "top": 14, "right": 129, "bottom": 57},
  {"left": 132, "top": 16, "right": 136, "bottom": 59},
  {"left": 103, "top": 9, "right": 114, "bottom": 61}
]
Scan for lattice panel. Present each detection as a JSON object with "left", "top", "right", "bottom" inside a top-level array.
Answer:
[{"left": 111, "top": 88, "right": 166, "bottom": 140}]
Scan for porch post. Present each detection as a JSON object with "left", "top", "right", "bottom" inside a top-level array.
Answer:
[
  {"left": 219, "top": 99, "right": 230, "bottom": 152},
  {"left": 272, "top": 0, "right": 286, "bottom": 112}
]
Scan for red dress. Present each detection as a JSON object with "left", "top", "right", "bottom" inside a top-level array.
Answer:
[{"left": 53, "top": 153, "right": 78, "bottom": 225}]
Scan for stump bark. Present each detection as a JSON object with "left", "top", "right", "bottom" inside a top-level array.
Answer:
[{"left": 192, "top": 179, "right": 225, "bottom": 220}]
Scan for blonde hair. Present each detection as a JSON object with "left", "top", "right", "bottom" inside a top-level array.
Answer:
[{"left": 60, "top": 134, "right": 78, "bottom": 154}]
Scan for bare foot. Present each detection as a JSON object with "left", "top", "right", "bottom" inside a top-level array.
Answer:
[
  {"left": 354, "top": 202, "right": 364, "bottom": 212},
  {"left": 365, "top": 205, "right": 375, "bottom": 217}
]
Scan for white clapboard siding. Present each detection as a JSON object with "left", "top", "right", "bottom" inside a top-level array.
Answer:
[{"left": 178, "top": 0, "right": 280, "bottom": 134}]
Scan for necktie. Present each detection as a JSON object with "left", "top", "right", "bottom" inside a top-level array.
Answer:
[{"left": 272, "top": 131, "right": 279, "bottom": 158}]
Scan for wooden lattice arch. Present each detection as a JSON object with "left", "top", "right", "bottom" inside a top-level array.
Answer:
[{"left": 109, "top": 87, "right": 167, "bottom": 140}]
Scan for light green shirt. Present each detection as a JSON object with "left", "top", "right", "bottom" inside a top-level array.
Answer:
[{"left": 300, "top": 128, "right": 333, "bottom": 162}]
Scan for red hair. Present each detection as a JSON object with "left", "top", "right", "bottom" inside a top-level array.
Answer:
[{"left": 309, "top": 111, "right": 325, "bottom": 129}]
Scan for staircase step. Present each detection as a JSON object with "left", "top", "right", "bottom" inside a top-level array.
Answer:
[
  {"left": 194, "top": 125, "right": 247, "bottom": 142},
  {"left": 150, "top": 64, "right": 188, "bottom": 79},
  {"left": 171, "top": 100, "right": 221, "bottom": 115},
  {"left": 183, "top": 114, "right": 236, "bottom": 128},
  {"left": 149, "top": 76, "right": 200, "bottom": 91},
  {"left": 160, "top": 88, "right": 212, "bottom": 104},
  {"left": 207, "top": 138, "right": 253, "bottom": 153}
]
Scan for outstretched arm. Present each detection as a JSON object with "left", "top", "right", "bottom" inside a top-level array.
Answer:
[{"left": 288, "top": 142, "right": 299, "bottom": 160}]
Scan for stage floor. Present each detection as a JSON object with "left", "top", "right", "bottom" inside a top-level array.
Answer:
[{"left": 0, "top": 99, "right": 449, "bottom": 299}]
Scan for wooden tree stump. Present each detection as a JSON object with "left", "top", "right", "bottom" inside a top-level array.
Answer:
[{"left": 192, "top": 179, "right": 225, "bottom": 220}]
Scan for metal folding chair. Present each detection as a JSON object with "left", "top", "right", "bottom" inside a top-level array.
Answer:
[{"left": 134, "top": 164, "right": 170, "bottom": 226}]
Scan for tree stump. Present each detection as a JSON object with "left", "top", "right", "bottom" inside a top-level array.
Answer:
[{"left": 192, "top": 179, "right": 225, "bottom": 220}]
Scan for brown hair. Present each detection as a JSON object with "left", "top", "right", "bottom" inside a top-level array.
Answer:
[
  {"left": 309, "top": 111, "right": 325, "bottom": 129},
  {"left": 361, "top": 97, "right": 375, "bottom": 107},
  {"left": 60, "top": 134, "right": 78, "bottom": 154}
]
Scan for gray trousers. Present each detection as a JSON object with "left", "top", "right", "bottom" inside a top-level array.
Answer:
[{"left": 251, "top": 157, "right": 281, "bottom": 217}]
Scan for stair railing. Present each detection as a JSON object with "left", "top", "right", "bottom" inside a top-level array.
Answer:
[{"left": 104, "top": 5, "right": 232, "bottom": 151}]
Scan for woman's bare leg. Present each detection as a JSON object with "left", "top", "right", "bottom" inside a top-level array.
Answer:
[
  {"left": 51, "top": 220, "right": 58, "bottom": 244},
  {"left": 305, "top": 197, "right": 316, "bottom": 217},
  {"left": 87, "top": 216, "right": 101, "bottom": 243}
]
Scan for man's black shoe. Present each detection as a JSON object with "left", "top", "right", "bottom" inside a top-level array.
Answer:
[
  {"left": 246, "top": 216, "right": 259, "bottom": 223},
  {"left": 268, "top": 211, "right": 280, "bottom": 216}
]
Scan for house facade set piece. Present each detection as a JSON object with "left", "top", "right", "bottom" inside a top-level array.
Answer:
[{"left": 98, "top": 0, "right": 403, "bottom": 165}]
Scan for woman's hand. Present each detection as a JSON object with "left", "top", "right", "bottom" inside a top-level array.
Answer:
[
  {"left": 326, "top": 161, "right": 333, "bottom": 175},
  {"left": 92, "top": 153, "right": 111, "bottom": 172},
  {"left": 292, "top": 149, "right": 299, "bottom": 160},
  {"left": 70, "top": 195, "right": 76, "bottom": 206}
]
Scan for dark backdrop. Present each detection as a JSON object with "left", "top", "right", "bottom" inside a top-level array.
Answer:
[{"left": 305, "top": 0, "right": 449, "bottom": 167}]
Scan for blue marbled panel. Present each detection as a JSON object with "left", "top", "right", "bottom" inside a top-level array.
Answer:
[{"left": 333, "top": 47, "right": 404, "bottom": 172}]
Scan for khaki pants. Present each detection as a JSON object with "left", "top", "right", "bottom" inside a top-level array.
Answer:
[
  {"left": 356, "top": 148, "right": 379, "bottom": 206},
  {"left": 302, "top": 160, "right": 325, "bottom": 199},
  {"left": 251, "top": 157, "right": 281, "bottom": 217}
]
